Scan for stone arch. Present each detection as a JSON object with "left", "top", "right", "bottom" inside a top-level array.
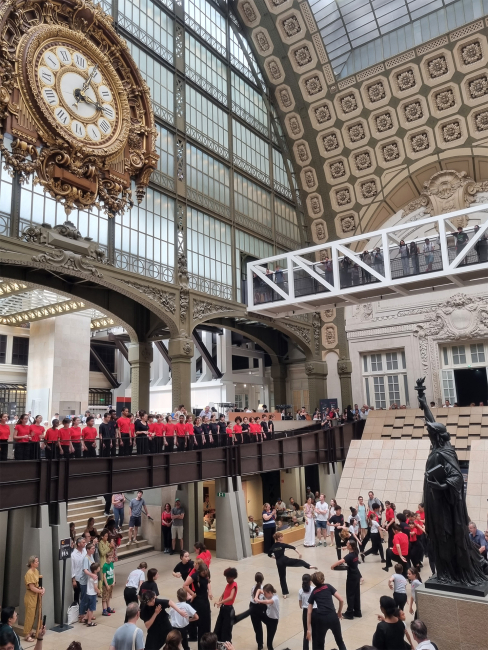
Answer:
[
  {"left": 189, "top": 296, "right": 318, "bottom": 359},
  {"left": 0, "top": 251, "right": 180, "bottom": 342}
]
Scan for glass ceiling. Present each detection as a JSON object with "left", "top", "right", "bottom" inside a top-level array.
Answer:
[{"left": 308, "top": 0, "right": 488, "bottom": 77}]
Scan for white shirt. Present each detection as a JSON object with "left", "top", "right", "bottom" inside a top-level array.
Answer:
[
  {"left": 87, "top": 575, "right": 98, "bottom": 596},
  {"left": 370, "top": 520, "right": 381, "bottom": 534},
  {"left": 315, "top": 501, "right": 329, "bottom": 522},
  {"left": 266, "top": 594, "right": 280, "bottom": 619},
  {"left": 298, "top": 588, "right": 317, "bottom": 609},
  {"left": 126, "top": 568, "right": 145, "bottom": 590},
  {"left": 71, "top": 548, "right": 87, "bottom": 580},
  {"left": 251, "top": 585, "right": 265, "bottom": 604},
  {"left": 170, "top": 602, "right": 195, "bottom": 628},
  {"left": 416, "top": 641, "right": 437, "bottom": 650}
]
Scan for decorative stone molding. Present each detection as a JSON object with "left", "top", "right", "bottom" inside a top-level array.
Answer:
[
  {"left": 461, "top": 71, "right": 488, "bottom": 106},
  {"left": 324, "top": 156, "right": 350, "bottom": 185},
  {"left": 355, "top": 177, "right": 379, "bottom": 204},
  {"left": 283, "top": 322, "right": 312, "bottom": 346},
  {"left": 289, "top": 40, "right": 318, "bottom": 74},
  {"left": 251, "top": 27, "right": 274, "bottom": 56},
  {"left": 428, "top": 84, "right": 460, "bottom": 118},
  {"left": 284, "top": 112, "right": 304, "bottom": 139},
  {"left": 389, "top": 63, "right": 421, "bottom": 97},
  {"left": 237, "top": 0, "right": 261, "bottom": 27},
  {"left": 308, "top": 99, "right": 336, "bottom": 130},
  {"left": 321, "top": 307, "right": 336, "bottom": 322},
  {"left": 335, "top": 90, "right": 363, "bottom": 120},
  {"left": 436, "top": 116, "right": 467, "bottom": 148},
  {"left": 275, "top": 85, "right": 296, "bottom": 112},
  {"left": 420, "top": 50, "right": 455, "bottom": 91},
  {"left": 121, "top": 281, "right": 176, "bottom": 314},
  {"left": 468, "top": 108, "right": 488, "bottom": 138},
  {"left": 334, "top": 211, "right": 358, "bottom": 238},
  {"left": 331, "top": 184, "right": 355, "bottom": 211},
  {"left": 312, "top": 311, "right": 321, "bottom": 355},
  {"left": 352, "top": 147, "right": 376, "bottom": 177},
  {"left": 322, "top": 322, "right": 338, "bottom": 348},
  {"left": 31, "top": 249, "right": 103, "bottom": 278},
  {"left": 344, "top": 118, "right": 370, "bottom": 149},
  {"left": 375, "top": 137, "right": 405, "bottom": 168},
  {"left": 277, "top": 11, "right": 307, "bottom": 45},
  {"left": 454, "top": 34, "right": 488, "bottom": 73},
  {"left": 311, "top": 219, "right": 328, "bottom": 243},
  {"left": 300, "top": 1, "right": 318, "bottom": 33},
  {"left": 293, "top": 140, "right": 312, "bottom": 166},
  {"left": 264, "top": 56, "right": 286, "bottom": 84},
  {"left": 306, "top": 193, "right": 324, "bottom": 219},
  {"left": 406, "top": 127, "right": 435, "bottom": 159},
  {"left": 264, "top": 0, "right": 294, "bottom": 15},
  {"left": 299, "top": 71, "right": 328, "bottom": 102},
  {"left": 193, "top": 300, "right": 234, "bottom": 321},
  {"left": 300, "top": 166, "right": 318, "bottom": 192},
  {"left": 398, "top": 95, "right": 429, "bottom": 129},
  {"left": 316, "top": 128, "right": 344, "bottom": 158},
  {"left": 337, "top": 356, "right": 352, "bottom": 375},
  {"left": 361, "top": 76, "right": 392, "bottom": 110}
]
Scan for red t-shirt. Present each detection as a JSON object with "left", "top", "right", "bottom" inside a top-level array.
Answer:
[
  {"left": 29, "top": 424, "right": 44, "bottom": 442},
  {"left": 148, "top": 422, "right": 157, "bottom": 437},
  {"left": 233, "top": 424, "right": 242, "bottom": 434},
  {"left": 414, "top": 521, "right": 424, "bottom": 536},
  {"left": 45, "top": 428, "right": 59, "bottom": 442},
  {"left": 226, "top": 427, "right": 233, "bottom": 437},
  {"left": 130, "top": 423, "right": 135, "bottom": 438},
  {"left": 250, "top": 423, "right": 259, "bottom": 435},
  {"left": 14, "top": 424, "right": 30, "bottom": 442},
  {"left": 175, "top": 423, "right": 186, "bottom": 437},
  {"left": 59, "top": 428, "right": 72, "bottom": 446},
  {"left": 409, "top": 527, "right": 417, "bottom": 543},
  {"left": 222, "top": 581, "right": 237, "bottom": 605},
  {"left": 197, "top": 550, "right": 212, "bottom": 567},
  {"left": 162, "top": 510, "right": 172, "bottom": 525},
  {"left": 185, "top": 423, "right": 194, "bottom": 436},
  {"left": 392, "top": 532, "right": 409, "bottom": 556},
  {"left": 117, "top": 417, "right": 131, "bottom": 434},
  {"left": 367, "top": 510, "right": 380, "bottom": 523},
  {"left": 385, "top": 507, "right": 395, "bottom": 522},
  {"left": 70, "top": 426, "right": 82, "bottom": 442},
  {"left": 0, "top": 424, "right": 10, "bottom": 440},
  {"left": 152, "top": 423, "right": 164, "bottom": 437},
  {"left": 416, "top": 510, "right": 425, "bottom": 522},
  {"left": 82, "top": 426, "right": 97, "bottom": 441}
]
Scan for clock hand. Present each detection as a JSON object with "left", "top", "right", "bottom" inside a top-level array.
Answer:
[
  {"left": 80, "top": 95, "right": 104, "bottom": 111},
  {"left": 81, "top": 64, "right": 99, "bottom": 93}
]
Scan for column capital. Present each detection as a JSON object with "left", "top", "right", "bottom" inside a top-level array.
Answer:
[
  {"left": 305, "top": 360, "right": 328, "bottom": 377},
  {"left": 337, "top": 356, "right": 352, "bottom": 375},
  {"left": 168, "top": 336, "right": 194, "bottom": 360},
  {"left": 127, "top": 341, "right": 153, "bottom": 364}
]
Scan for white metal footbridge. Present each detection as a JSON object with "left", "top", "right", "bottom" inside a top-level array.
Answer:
[{"left": 246, "top": 204, "right": 488, "bottom": 317}]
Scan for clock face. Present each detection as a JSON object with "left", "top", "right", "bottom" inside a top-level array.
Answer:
[{"left": 34, "top": 40, "right": 120, "bottom": 147}]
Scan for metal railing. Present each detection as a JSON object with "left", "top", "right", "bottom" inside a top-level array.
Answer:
[{"left": 247, "top": 204, "right": 488, "bottom": 315}]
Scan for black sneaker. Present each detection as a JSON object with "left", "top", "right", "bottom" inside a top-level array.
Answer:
[
  {"left": 170, "top": 550, "right": 175, "bottom": 555},
  {"left": 361, "top": 553, "right": 365, "bottom": 562},
  {"left": 380, "top": 559, "right": 386, "bottom": 563},
  {"left": 382, "top": 567, "right": 389, "bottom": 572},
  {"left": 353, "top": 612, "right": 362, "bottom": 618},
  {"left": 342, "top": 613, "right": 354, "bottom": 620}
]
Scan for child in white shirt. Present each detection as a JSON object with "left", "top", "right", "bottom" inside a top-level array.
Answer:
[
  {"left": 388, "top": 563, "right": 408, "bottom": 611},
  {"left": 85, "top": 562, "right": 101, "bottom": 626},
  {"left": 170, "top": 587, "right": 198, "bottom": 650}
]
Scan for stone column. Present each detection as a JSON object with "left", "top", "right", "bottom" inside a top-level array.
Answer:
[
  {"left": 27, "top": 313, "right": 91, "bottom": 419},
  {"left": 169, "top": 336, "right": 194, "bottom": 411},
  {"left": 51, "top": 502, "right": 71, "bottom": 625},
  {"left": 337, "top": 357, "right": 353, "bottom": 409},
  {"left": 271, "top": 362, "right": 287, "bottom": 407},
  {"left": 128, "top": 342, "right": 153, "bottom": 413},
  {"left": 305, "top": 360, "right": 328, "bottom": 412},
  {"left": 175, "top": 482, "right": 204, "bottom": 551},
  {"left": 214, "top": 476, "right": 252, "bottom": 560}
]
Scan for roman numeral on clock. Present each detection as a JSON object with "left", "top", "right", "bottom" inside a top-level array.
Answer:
[
  {"left": 99, "top": 119, "right": 110, "bottom": 134},
  {"left": 55, "top": 108, "right": 69, "bottom": 124},
  {"left": 41, "top": 71, "right": 52, "bottom": 83}
]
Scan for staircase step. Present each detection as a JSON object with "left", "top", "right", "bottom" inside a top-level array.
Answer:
[{"left": 117, "top": 543, "right": 155, "bottom": 560}]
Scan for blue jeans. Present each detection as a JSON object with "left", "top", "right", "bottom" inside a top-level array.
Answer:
[
  {"left": 79, "top": 583, "right": 88, "bottom": 616},
  {"left": 113, "top": 507, "right": 124, "bottom": 529}
]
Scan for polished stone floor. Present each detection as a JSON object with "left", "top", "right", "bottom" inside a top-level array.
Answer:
[{"left": 29, "top": 540, "right": 420, "bottom": 650}]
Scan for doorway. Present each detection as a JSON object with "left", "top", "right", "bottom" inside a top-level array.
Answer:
[
  {"left": 454, "top": 367, "right": 488, "bottom": 406},
  {"left": 261, "top": 470, "right": 281, "bottom": 507},
  {"left": 304, "top": 465, "right": 320, "bottom": 496}
]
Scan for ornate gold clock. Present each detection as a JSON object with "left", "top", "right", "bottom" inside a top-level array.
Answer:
[{"left": 0, "top": 0, "right": 158, "bottom": 216}]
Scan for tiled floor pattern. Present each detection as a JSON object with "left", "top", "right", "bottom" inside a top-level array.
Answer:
[{"left": 26, "top": 541, "right": 421, "bottom": 650}]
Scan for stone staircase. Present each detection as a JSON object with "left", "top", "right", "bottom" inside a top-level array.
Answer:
[{"left": 67, "top": 497, "right": 154, "bottom": 560}]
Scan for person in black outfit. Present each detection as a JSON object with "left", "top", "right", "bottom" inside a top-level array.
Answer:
[
  {"left": 135, "top": 410, "right": 150, "bottom": 455},
  {"left": 194, "top": 417, "right": 204, "bottom": 448},
  {"left": 218, "top": 415, "right": 227, "bottom": 447},
  {"left": 261, "top": 416, "right": 269, "bottom": 441},
  {"left": 183, "top": 559, "right": 212, "bottom": 650},
  {"left": 331, "top": 540, "right": 362, "bottom": 619},
  {"left": 234, "top": 571, "right": 266, "bottom": 649},
  {"left": 306, "top": 571, "right": 346, "bottom": 650},
  {"left": 173, "top": 550, "right": 195, "bottom": 582},
  {"left": 209, "top": 415, "right": 219, "bottom": 448},
  {"left": 201, "top": 416, "right": 211, "bottom": 446},
  {"left": 139, "top": 590, "right": 189, "bottom": 650},
  {"left": 474, "top": 224, "right": 488, "bottom": 262},
  {"left": 268, "top": 532, "right": 317, "bottom": 598},
  {"left": 99, "top": 413, "right": 114, "bottom": 457},
  {"left": 241, "top": 417, "right": 250, "bottom": 444},
  {"left": 267, "top": 415, "right": 275, "bottom": 440},
  {"left": 453, "top": 226, "right": 469, "bottom": 264},
  {"left": 372, "top": 595, "right": 408, "bottom": 650},
  {"left": 328, "top": 506, "right": 347, "bottom": 561}
]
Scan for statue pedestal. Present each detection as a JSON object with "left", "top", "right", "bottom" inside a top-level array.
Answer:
[
  {"left": 425, "top": 576, "right": 488, "bottom": 597},
  {"left": 416, "top": 583, "right": 488, "bottom": 650}
]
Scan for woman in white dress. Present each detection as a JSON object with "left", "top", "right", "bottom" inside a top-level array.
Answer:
[
  {"left": 328, "top": 499, "right": 337, "bottom": 547},
  {"left": 303, "top": 498, "right": 316, "bottom": 547}
]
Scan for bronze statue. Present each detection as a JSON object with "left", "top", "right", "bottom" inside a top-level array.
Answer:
[{"left": 415, "top": 378, "right": 488, "bottom": 594}]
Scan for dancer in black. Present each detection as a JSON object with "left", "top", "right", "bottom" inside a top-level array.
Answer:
[
  {"left": 234, "top": 572, "right": 267, "bottom": 650},
  {"left": 218, "top": 415, "right": 227, "bottom": 447},
  {"left": 183, "top": 559, "right": 212, "bottom": 650},
  {"left": 209, "top": 415, "right": 219, "bottom": 448},
  {"left": 328, "top": 506, "right": 348, "bottom": 561},
  {"left": 268, "top": 532, "right": 317, "bottom": 598},
  {"left": 241, "top": 417, "right": 250, "bottom": 444},
  {"left": 201, "top": 416, "right": 211, "bottom": 446},
  {"left": 306, "top": 572, "right": 346, "bottom": 650},
  {"left": 331, "top": 539, "right": 362, "bottom": 619}
]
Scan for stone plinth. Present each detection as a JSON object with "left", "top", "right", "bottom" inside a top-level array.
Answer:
[{"left": 416, "top": 583, "right": 488, "bottom": 650}]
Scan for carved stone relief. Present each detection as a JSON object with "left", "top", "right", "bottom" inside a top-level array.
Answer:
[
  {"left": 193, "top": 300, "right": 233, "bottom": 321},
  {"left": 322, "top": 322, "right": 338, "bottom": 348}
]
